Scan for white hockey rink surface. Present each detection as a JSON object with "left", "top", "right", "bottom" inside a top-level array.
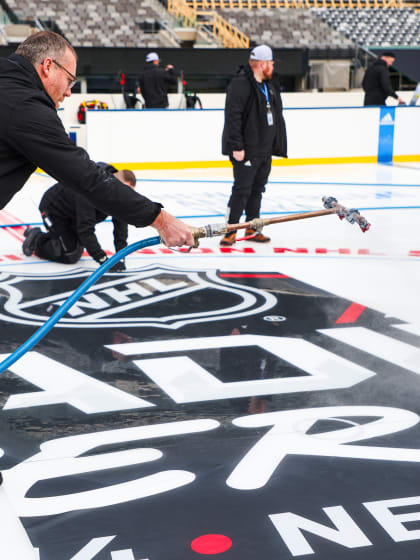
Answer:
[
  {"left": 2, "top": 162, "right": 419, "bottom": 324},
  {"left": 0, "top": 161, "right": 420, "bottom": 560}
]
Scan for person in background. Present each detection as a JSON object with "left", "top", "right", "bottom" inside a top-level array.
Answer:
[
  {"left": 137, "top": 52, "right": 177, "bottom": 109},
  {"left": 22, "top": 163, "right": 136, "bottom": 271},
  {"left": 362, "top": 51, "right": 405, "bottom": 106},
  {"left": 220, "top": 44, "right": 287, "bottom": 246},
  {"left": 185, "top": 91, "right": 203, "bottom": 109},
  {"left": 0, "top": 31, "right": 193, "bottom": 248}
]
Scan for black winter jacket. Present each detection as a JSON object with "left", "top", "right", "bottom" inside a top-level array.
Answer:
[
  {"left": 222, "top": 65, "right": 287, "bottom": 158},
  {"left": 0, "top": 54, "right": 162, "bottom": 226},
  {"left": 138, "top": 63, "right": 177, "bottom": 108},
  {"left": 362, "top": 59, "right": 398, "bottom": 106},
  {"left": 40, "top": 163, "right": 129, "bottom": 262}
]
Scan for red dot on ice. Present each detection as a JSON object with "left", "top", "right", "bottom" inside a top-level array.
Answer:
[{"left": 191, "top": 534, "right": 233, "bottom": 555}]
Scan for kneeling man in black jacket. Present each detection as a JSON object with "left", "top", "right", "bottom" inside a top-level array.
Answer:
[
  {"left": 220, "top": 44, "right": 287, "bottom": 246},
  {"left": 23, "top": 163, "right": 136, "bottom": 271}
]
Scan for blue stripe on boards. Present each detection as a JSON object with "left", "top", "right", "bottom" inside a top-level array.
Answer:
[{"left": 378, "top": 107, "right": 396, "bottom": 163}]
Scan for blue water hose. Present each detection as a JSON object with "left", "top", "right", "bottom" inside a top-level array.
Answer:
[{"left": 0, "top": 235, "right": 161, "bottom": 374}]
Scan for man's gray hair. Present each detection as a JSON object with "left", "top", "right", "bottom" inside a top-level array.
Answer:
[{"left": 16, "top": 30, "right": 77, "bottom": 66}]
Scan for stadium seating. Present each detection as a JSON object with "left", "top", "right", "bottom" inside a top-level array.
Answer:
[
  {"left": 313, "top": 7, "right": 420, "bottom": 47},
  {"left": 2, "top": 0, "right": 419, "bottom": 49},
  {"left": 3, "top": 0, "right": 178, "bottom": 46},
  {"left": 221, "top": 6, "right": 420, "bottom": 48},
  {"left": 221, "top": 8, "right": 354, "bottom": 48}
]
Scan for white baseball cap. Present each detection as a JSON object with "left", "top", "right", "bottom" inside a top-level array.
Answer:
[
  {"left": 249, "top": 45, "right": 273, "bottom": 61},
  {"left": 146, "top": 52, "right": 159, "bottom": 63}
]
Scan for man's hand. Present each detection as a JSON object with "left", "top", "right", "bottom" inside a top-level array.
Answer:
[
  {"left": 233, "top": 149, "right": 245, "bottom": 162},
  {"left": 152, "top": 209, "right": 194, "bottom": 247}
]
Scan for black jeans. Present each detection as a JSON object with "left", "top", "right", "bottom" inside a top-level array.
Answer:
[
  {"left": 34, "top": 211, "right": 83, "bottom": 264},
  {"left": 227, "top": 155, "right": 272, "bottom": 225}
]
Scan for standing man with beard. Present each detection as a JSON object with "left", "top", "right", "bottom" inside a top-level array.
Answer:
[{"left": 220, "top": 45, "right": 287, "bottom": 246}]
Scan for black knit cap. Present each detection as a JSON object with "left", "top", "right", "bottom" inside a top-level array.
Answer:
[{"left": 382, "top": 51, "right": 396, "bottom": 58}]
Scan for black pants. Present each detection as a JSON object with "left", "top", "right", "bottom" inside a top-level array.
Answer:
[
  {"left": 363, "top": 92, "right": 386, "bottom": 106},
  {"left": 34, "top": 211, "right": 84, "bottom": 264},
  {"left": 227, "top": 155, "right": 272, "bottom": 225}
]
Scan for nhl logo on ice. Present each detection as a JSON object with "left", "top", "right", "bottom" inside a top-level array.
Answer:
[{"left": 0, "top": 265, "right": 276, "bottom": 329}]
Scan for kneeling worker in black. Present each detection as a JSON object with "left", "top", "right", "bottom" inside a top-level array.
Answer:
[{"left": 23, "top": 163, "right": 136, "bottom": 271}]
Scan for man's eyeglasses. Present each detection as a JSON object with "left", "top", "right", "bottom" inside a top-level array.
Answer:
[{"left": 52, "top": 59, "right": 77, "bottom": 89}]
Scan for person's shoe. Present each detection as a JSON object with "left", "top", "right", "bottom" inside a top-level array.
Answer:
[
  {"left": 22, "top": 227, "right": 41, "bottom": 256},
  {"left": 220, "top": 231, "right": 236, "bottom": 246},
  {"left": 245, "top": 228, "right": 271, "bottom": 243}
]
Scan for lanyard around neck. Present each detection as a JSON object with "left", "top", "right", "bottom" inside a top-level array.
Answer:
[{"left": 258, "top": 82, "right": 269, "bottom": 104}]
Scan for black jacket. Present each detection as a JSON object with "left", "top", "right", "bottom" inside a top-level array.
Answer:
[
  {"left": 362, "top": 59, "right": 398, "bottom": 106},
  {"left": 0, "top": 54, "right": 162, "bottom": 226},
  {"left": 138, "top": 63, "right": 177, "bottom": 108},
  {"left": 40, "top": 163, "right": 129, "bottom": 262},
  {"left": 222, "top": 65, "right": 287, "bottom": 158}
]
